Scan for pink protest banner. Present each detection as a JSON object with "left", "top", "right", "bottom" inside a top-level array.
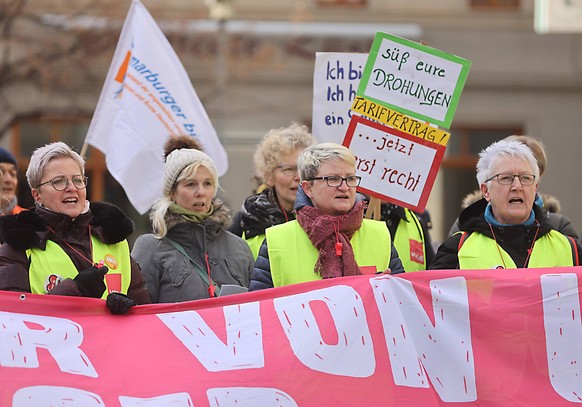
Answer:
[
  {"left": 344, "top": 114, "right": 445, "bottom": 213},
  {"left": 2, "top": 267, "right": 582, "bottom": 406}
]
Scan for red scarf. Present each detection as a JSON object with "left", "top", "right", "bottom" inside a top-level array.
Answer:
[{"left": 296, "top": 200, "right": 365, "bottom": 279}]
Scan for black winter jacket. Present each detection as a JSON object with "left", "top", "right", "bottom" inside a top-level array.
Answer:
[
  {"left": 0, "top": 202, "right": 150, "bottom": 303},
  {"left": 228, "top": 188, "right": 295, "bottom": 239},
  {"left": 431, "top": 198, "right": 581, "bottom": 270}
]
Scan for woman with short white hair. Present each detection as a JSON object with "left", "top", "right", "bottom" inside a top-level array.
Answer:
[{"left": 431, "top": 139, "right": 580, "bottom": 270}]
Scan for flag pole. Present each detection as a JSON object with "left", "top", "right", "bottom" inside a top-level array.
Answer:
[{"left": 80, "top": 142, "right": 89, "bottom": 159}]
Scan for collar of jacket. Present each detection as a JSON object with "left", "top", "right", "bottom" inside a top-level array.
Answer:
[
  {"left": 165, "top": 196, "right": 232, "bottom": 234},
  {"left": 0, "top": 201, "right": 134, "bottom": 250},
  {"left": 380, "top": 203, "right": 407, "bottom": 222},
  {"left": 240, "top": 188, "right": 293, "bottom": 239},
  {"left": 458, "top": 198, "right": 553, "bottom": 238}
]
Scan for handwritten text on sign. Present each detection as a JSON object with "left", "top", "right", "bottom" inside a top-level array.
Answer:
[
  {"left": 357, "top": 32, "right": 471, "bottom": 128},
  {"left": 312, "top": 52, "right": 367, "bottom": 143},
  {"left": 344, "top": 115, "right": 445, "bottom": 212},
  {"left": 351, "top": 95, "right": 450, "bottom": 146}
]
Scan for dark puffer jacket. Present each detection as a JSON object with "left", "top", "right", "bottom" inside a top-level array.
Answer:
[
  {"left": 229, "top": 188, "right": 295, "bottom": 239},
  {"left": 0, "top": 202, "right": 150, "bottom": 304},
  {"left": 431, "top": 198, "right": 581, "bottom": 270},
  {"left": 448, "top": 190, "right": 578, "bottom": 239}
]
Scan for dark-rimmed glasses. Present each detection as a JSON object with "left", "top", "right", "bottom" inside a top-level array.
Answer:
[
  {"left": 485, "top": 173, "right": 536, "bottom": 186},
  {"left": 308, "top": 175, "right": 361, "bottom": 188},
  {"left": 37, "top": 176, "right": 88, "bottom": 191}
]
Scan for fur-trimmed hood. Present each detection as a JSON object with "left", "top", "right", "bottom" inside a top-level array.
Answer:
[
  {"left": 539, "top": 192, "right": 561, "bottom": 213},
  {"left": 0, "top": 201, "right": 134, "bottom": 250},
  {"left": 165, "top": 196, "right": 232, "bottom": 234}
]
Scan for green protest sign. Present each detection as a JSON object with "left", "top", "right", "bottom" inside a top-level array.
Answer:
[{"left": 357, "top": 32, "right": 471, "bottom": 129}]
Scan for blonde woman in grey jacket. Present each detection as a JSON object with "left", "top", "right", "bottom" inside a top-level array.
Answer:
[{"left": 132, "top": 136, "right": 253, "bottom": 302}]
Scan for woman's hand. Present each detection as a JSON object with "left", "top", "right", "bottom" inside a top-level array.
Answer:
[{"left": 74, "top": 265, "right": 108, "bottom": 298}]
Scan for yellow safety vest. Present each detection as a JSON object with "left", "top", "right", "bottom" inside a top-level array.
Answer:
[
  {"left": 458, "top": 230, "right": 576, "bottom": 269},
  {"left": 242, "top": 232, "right": 265, "bottom": 260},
  {"left": 266, "top": 219, "right": 392, "bottom": 287},
  {"left": 393, "top": 208, "right": 426, "bottom": 272},
  {"left": 27, "top": 237, "right": 132, "bottom": 298}
]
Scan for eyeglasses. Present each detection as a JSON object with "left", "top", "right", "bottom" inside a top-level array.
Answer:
[
  {"left": 485, "top": 173, "right": 536, "bottom": 186},
  {"left": 309, "top": 175, "right": 361, "bottom": 188},
  {"left": 276, "top": 165, "right": 298, "bottom": 176},
  {"left": 37, "top": 176, "right": 88, "bottom": 191}
]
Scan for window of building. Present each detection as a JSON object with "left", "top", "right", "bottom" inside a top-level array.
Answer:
[
  {"left": 470, "top": 0, "right": 520, "bottom": 9},
  {"left": 314, "top": 0, "right": 367, "bottom": 7}
]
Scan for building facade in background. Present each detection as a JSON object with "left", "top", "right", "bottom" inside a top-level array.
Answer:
[{"left": 1, "top": 0, "right": 581, "bottom": 244}]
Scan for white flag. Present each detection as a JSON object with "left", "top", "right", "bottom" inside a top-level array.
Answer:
[{"left": 85, "top": 0, "right": 227, "bottom": 214}]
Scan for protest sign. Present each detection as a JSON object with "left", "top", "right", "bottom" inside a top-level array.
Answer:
[
  {"left": 2, "top": 267, "right": 582, "bottom": 406},
  {"left": 357, "top": 32, "right": 471, "bottom": 129},
  {"left": 350, "top": 95, "right": 449, "bottom": 146},
  {"left": 345, "top": 115, "right": 444, "bottom": 213},
  {"left": 312, "top": 52, "right": 367, "bottom": 143}
]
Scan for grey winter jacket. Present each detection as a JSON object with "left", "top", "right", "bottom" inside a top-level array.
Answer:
[{"left": 132, "top": 200, "right": 254, "bottom": 303}]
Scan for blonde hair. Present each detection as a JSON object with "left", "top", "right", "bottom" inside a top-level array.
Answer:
[{"left": 253, "top": 123, "right": 316, "bottom": 183}]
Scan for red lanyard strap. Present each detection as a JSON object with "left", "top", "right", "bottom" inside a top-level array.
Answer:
[{"left": 332, "top": 218, "right": 343, "bottom": 256}]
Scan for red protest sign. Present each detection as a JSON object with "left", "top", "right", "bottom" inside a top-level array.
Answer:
[{"left": 343, "top": 115, "right": 445, "bottom": 213}]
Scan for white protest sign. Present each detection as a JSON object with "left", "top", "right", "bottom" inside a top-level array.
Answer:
[
  {"left": 345, "top": 115, "right": 445, "bottom": 213},
  {"left": 312, "top": 52, "right": 367, "bottom": 143}
]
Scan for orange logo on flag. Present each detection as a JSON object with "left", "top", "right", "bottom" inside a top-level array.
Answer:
[
  {"left": 113, "top": 50, "right": 132, "bottom": 98},
  {"left": 115, "top": 50, "right": 132, "bottom": 83}
]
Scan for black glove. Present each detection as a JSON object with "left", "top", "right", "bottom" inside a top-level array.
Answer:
[
  {"left": 74, "top": 265, "right": 108, "bottom": 298},
  {"left": 106, "top": 292, "right": 136, "bottom": 315}
]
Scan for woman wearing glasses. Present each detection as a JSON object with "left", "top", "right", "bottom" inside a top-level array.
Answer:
[
  {"left": 250, "top": 142, "right": 404, "bottom": 290},
  {"left": 431, "top": 139, "right": 580, "bottom": 270},
  {"left": 229, "top": 123, "right": 316, "bottom": 259},
  {"left": 447, "top": 135, "right": 578, "bottom": 239},
  {"left": 0, "top": 142, "right": 150, "bottom": 313}
]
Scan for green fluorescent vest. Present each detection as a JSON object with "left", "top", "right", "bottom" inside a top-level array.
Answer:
[
  {"left": 458, "top": 230, "right": 575, "bottom": 269},
  {"left": 243, "top": 233, "right": 265, "bottom": 260},
  {"left": 27, "top": 237, "right": 132, "bottom": 298},
  {"left": 393, "top": 208, "right": 426, "bottom": 272},
  {"left": 266, "top": 219, "right": 392, "bottom": 287}
]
